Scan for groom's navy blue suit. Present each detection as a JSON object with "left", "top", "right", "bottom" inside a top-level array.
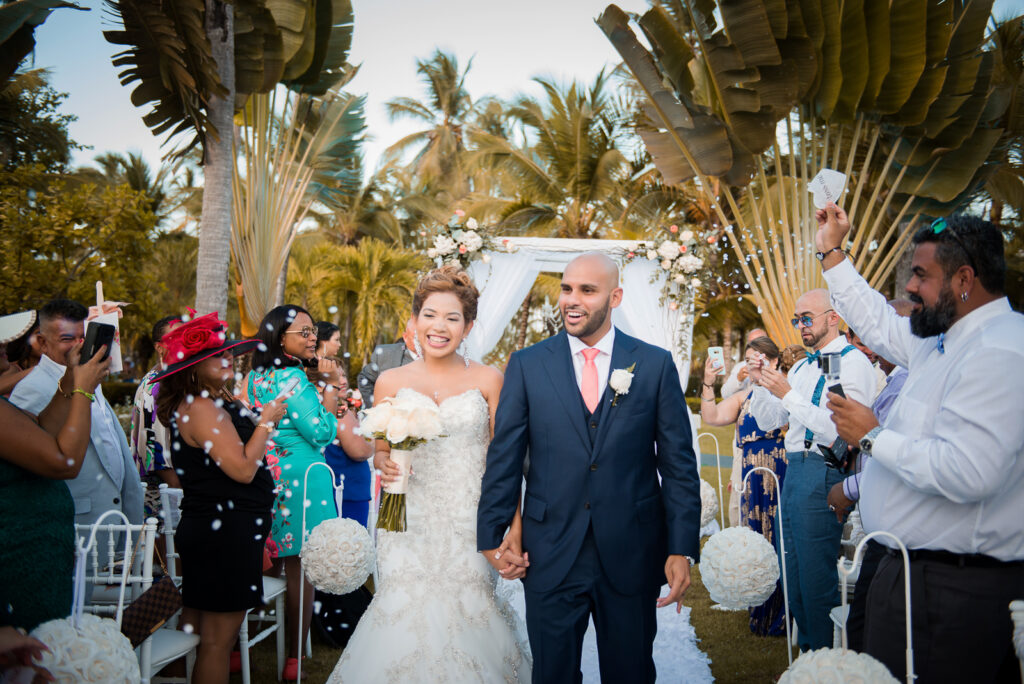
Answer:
[{"left": 478, "top": 328, "right": 700, "bottom": 683}]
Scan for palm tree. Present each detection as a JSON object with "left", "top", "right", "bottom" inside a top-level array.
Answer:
[
  {"left": 286, "top": 238, "right": 425, "bottom": 371},
  {"left": 77, "top": 151, "right": 171, "bottom": 221},
  {"left": 384, "top": 50, "right": 476, "bottom": 200},
  {"left": 468, "top": 71, "right": 634, "bottom": 238}
]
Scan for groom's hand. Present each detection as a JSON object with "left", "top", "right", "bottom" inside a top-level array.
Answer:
[
  {"left": 481, "top": 533, "right": 529, "bottom": 580},
  {"left": 657, "top": 555, "right": 691, "bottom": 613}
]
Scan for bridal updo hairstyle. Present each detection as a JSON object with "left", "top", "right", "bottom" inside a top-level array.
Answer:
[{"left": 412, "top": 265, "right": 479, "bottom": 323}]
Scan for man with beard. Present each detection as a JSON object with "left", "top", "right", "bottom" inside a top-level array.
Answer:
[
  {"left": 748, "top": 288, "right": 877, "bottom": 651},
  {"left": 817, "top": 207, "right": 1024, "bottom": 682}
]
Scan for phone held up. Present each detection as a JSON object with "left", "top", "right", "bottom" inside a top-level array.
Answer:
[
  {"left": 81, "top": 322, "right": 116, "bottom": 362},
  {"left": 707, "top": 346, "right": 726, "bottom": 376}
]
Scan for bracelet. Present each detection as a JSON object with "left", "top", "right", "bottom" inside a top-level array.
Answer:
[
  {"left": 257, "top": 422, "right": 275, "bottom": 432},
  {"left": 700, "top": 395, "right": 714, "bottom": 401},
  {"left": 72, "top": 388, "right": 95, "bottom": 402},
  {"left": 702, "top": 382, "right": 715, "bottom": 388}
]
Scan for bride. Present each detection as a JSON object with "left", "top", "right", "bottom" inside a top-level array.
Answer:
[{"left": 329, "top": 265, "right": 531, "bottom": 683}]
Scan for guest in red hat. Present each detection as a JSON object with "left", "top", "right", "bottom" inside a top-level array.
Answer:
[{"left": 153, "top": 311, "right": 288, "bottom": 684}]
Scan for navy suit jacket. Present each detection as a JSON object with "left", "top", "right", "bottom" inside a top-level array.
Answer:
[{"left": 477, "top": 329, "right": 701, "bottom": 595}]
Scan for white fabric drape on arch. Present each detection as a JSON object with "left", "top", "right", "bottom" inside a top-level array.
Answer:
[
  {"left": 612, "top": 259, "right": 686, "bottom": 376},
  {"left": 465, "top": 251, "right": 541, "bottom": 362}
]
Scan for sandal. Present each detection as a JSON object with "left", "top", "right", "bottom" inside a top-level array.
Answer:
[{"left": 282, "top": 656, "right": 301, "bottom": 682}]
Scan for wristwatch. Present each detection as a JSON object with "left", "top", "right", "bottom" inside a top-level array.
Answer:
[
  {"left": 815, "top": 246, "right": 844, "bottom": 261},
  {"left": 686, "top": 555, "right": 697, "bottom": 567},
  {"left": 859, "top": 426, "right": 884, "bottom": 453}
]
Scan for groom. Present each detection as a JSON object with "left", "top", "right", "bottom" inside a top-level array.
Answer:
[{"left": 478, "top": 253, "right": 701, "bottom": 683}]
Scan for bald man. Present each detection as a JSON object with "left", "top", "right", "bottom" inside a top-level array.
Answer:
[
  {"left": 748, "top": 288, "right": 877, "bottom": 651},
  {"left": 478, "top": 253, "right": 700, "bottom": 683}
]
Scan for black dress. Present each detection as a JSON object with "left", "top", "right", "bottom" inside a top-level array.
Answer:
[{"left": 172, "top": 401, "right": 275, "bottom": 612}]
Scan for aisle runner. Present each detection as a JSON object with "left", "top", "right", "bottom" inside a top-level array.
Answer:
[{"left": 503, "top": 582, "right": 713, "bottom": 682}]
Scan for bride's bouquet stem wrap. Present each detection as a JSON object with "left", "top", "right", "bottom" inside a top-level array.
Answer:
[
  {"left": 378, "top": 448, "right": 413, "bottom": 532},
  {"left": 359, "top": 392, "right": 444, "bottom": 532}
]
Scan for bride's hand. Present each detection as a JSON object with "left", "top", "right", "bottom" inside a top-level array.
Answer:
[{"left": 373, "top": 450, "right": 402, "bottom": 484}]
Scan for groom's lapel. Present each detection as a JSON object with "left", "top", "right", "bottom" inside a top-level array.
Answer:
[
  {"left": 543, "top": 331, "right": 590, "bottom": 448},
  {"left": 591, "top": 329, "right": 639, "bottom": 458}
]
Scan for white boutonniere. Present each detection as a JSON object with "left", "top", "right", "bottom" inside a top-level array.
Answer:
[{"left": 609, "top": 362, "right": 636, "bottom": 406}]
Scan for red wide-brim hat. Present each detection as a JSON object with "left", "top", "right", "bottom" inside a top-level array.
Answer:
[{"left": 151, "top": 311, "right": 259, "bottom": 383}]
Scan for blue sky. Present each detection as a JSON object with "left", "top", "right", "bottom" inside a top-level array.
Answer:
[{"left": 30, "top": 0, "right": 1024, "bottom": 175}]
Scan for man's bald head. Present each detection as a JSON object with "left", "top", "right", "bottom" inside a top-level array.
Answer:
[
  {"left": 746, "top": 328, "right": 767, "bottom": 343},
  {"left": 564, "top": 252, "right": 620, "bottom": 289},
  {"left": 795, "top": 288, "right": 830, "bottom": 313},
  {"left": 794, "top": 288, "right": 840, "bottom": 351},
  {"left": 559, "top": 252, "right": 623, "bottom": 345}
]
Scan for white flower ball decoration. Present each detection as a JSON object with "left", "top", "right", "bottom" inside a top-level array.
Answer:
[
  {"left": 31, "top": 613, "right": 140, "bottom": 683},
  {"left": 700, "top": 527, "right": 779, "bottom": 609},
  {"left": 779, "top": 648, "right": 898, "bottom": 683},
  {"left": 301, "top": 517, "right": 375, "bottom": 595},
  {"left": 699, "top": 478, "right": 719, "bottom": 528}
]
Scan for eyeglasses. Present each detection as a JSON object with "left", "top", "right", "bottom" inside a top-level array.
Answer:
[
  {"left": 791, "top": 310, "right": 833, "bottom": 329},
  {"left": 929, "top": 218, "right": 977, "bottom": 274},
  {"left": 283, "top": 327, "right": 316, "bottom": 339}
]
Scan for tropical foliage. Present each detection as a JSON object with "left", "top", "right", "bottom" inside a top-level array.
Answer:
[{"left": 599, "top": 0, "right": 1016, "bottom": 343}]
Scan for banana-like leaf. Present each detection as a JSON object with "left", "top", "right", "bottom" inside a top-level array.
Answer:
[
  {"left": 874, "top": 0, "right": 927, "bottom": 114},
  {"left": 813, "top": 0, "right": 841, "bottom": 119},
  {"left": 233, "top": 0, "right": 285, "bottom": 97},
  {"left": 890, "top": 126, "right": 1003, "bottom": 201},
  {"left": 0, "top": 0, "right": 84, "bottom": 84},
  {"left": 858, "top": 0, "right": 889, "bottom": 109},
  {"left": 104, "top": 0, "right": 227, "bottom": 152},
  {"left": 283, "top": 0, "right": 354, "bottom": 94},
  {"left": 832, "top": 0, "right": 866, "bottom": 121}
]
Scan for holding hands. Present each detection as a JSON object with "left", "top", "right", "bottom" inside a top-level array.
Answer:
[{"left": 482, "top": 522, "right": 530, "bottom": 581}]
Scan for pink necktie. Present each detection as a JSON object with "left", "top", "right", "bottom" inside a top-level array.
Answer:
[{"left": 581, "top": 348, "right": 600, "bottom": 413}]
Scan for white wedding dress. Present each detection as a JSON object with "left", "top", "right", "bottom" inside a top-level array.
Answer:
[{"left": 328, "top": 388, "right": 531, "bottom": 683}]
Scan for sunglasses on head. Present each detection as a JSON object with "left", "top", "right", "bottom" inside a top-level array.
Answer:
[
  {"left": 791, "top": 309, "right": 833, "bottom": 329},
  {"left": 929, "top": 218, "right": 977, "bottom": 274}
]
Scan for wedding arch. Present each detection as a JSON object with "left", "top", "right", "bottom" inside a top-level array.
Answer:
[{"left": 464, "top": 237, "right": 696, "bottom": 392}]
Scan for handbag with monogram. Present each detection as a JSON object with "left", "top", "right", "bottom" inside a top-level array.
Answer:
[{"left": 120, "top": 541, "right": 183, "bottom": 647}]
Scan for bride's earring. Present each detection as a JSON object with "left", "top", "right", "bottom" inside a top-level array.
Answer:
[
  {"left": 413, "top": 335, "right": 423, "bottom": 357},
  {"left": 460, "top": 338, "right": 470, "bottom": 368}
]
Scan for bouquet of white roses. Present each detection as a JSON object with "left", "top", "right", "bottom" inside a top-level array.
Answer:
[{"left": 359, "top": 390, "right": 444, "bottom": 531}]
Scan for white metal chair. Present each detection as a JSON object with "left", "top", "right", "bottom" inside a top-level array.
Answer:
[
  {"left": 75, "top": 511, "right": 199, "bottom": 684},
  {"left": 158, "top": 483, "right": 287, "bottom": 684}
]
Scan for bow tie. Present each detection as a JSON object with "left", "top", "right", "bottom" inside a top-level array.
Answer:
[
  {"left": 937, "top": 332, "right": 945, "bottom": 354},
  {"left": 805, "top": 350, "right": 821, "bottom": 363}
]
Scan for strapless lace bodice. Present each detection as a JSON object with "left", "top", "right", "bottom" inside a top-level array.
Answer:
[{"left": 329, "top": 387, "right": 530, "bottom": 683}]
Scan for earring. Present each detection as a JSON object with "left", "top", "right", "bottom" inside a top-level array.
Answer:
[
  {"left": 961, "top": 291, "right": 969, "bottom": 302},
  {"left": 460, "top": 338, "right": 470, "bottom": 369},
  {"left": 413, "top": 335, "right": 423, "bottom": 358}
]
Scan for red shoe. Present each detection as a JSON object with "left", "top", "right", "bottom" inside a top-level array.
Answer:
[
  {"left": 282, "top": 657, "right": 300, "bottom": 682},
  {"left": 229, "top": 650, "right": 241, "bottom": 674}
]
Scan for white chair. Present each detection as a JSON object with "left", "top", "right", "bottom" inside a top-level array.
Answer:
[
  {"left": 75, "top": 511, "right": 199, "bottom": 684},
  {"left": 158, "top": 483, "right": 287, "bottom": 684},
  {"left": 1010, "top": 600, "right": 1024, "bottom": 681}
]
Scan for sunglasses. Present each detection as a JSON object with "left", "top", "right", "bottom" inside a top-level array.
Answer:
[
  {"left": 283, "top": 327, "right": 317, "bottom": 339},
  {"left": 929, "top": 218, "right": 977, "bottom": 274},
  {"left": 791, "top": 309, "right": 833, "bottom": 329}
]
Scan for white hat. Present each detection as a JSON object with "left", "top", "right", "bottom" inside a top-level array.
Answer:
[{"left": 0, "top": 310, "right": 37, "bottom": 344}]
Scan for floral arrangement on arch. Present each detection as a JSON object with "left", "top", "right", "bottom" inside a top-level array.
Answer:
[
  {"left": 623, "top": 224, "right": 719, "bottom": 310},
  {"left": 425, "top": 210, "right": 517, "bottom": 269}
]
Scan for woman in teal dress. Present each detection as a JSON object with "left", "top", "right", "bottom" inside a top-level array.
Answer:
[
  {"left": 700, "top": 336, "right": 788, "bottom": 636},
  {"left": 0, "top": 324, "right": 110, "bottom": 633},
  {"left": 249, "top": 305, "right": 341, "bottom": 681}
]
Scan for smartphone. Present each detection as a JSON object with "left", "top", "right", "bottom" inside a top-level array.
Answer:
[
  {"left": 827, "top": 383, "right": 846, "bottom": 398},
  {"left": 276, "top": 376, "right": 301, "bottom": 400},
  {"left": 81, "top": 322, "right": 115, "bottom": 362},
  {"left": 708, "top": 347, "right": 726, "bottom": 376}
]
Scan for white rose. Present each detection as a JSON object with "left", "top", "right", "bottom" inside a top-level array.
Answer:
[
  {"left": 660, "top": 258, "right": 672, "bottom": 270},
  {"left": 385, "top": 412, "right": 410, "bottom": 444},
  {"left": 433, "top": 235, "right": 457, "bottom": 255},
  {"left": 646, "top": 249, "right": 657, "bottom": 260},
  {"left": 691, "top": 277, "right": 702, "bottom": 287},
  {"left": 609, "top": 368, "right": 633, "bottom": 395},
  {"left": 673, "top": 273, "right": 686, "bottom": 284},
  {"left": 406, "top": 406, "right": 442, "bottom": 440},
  {"left": 461, "top": 230, "right": 483, "bottom": 252},
  {"left": 680, "top": 229, "right": 694, "bottom": 241},
  {"left": 466, "top": 217, "right": 478, "bottom": 229},
  {"left": 679, "top": 254, "right": 703, "bottom": 273},
  {"left": 427, "top": 248, "right": 437, "bottom": 259},
  {"left": 657, "top": 240, "right": 680, "bottom": 261}
]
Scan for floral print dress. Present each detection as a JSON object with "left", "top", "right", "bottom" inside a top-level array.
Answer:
[{"left": 249, "top": 365, "right": 338, "bottom": 557}]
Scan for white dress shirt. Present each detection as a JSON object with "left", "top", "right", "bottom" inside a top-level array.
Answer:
[
  {"left": 567, "top": 327, "right": 615, "bottom": 401},
  {"left": 721, "top": 361, "right": 750, "bottom": 398},
  {"left": 749, "top": 334, "right": 877, "bottom": 455},
  {"left": 825, "top": 259, "right": 1024, "bottom": 561}
]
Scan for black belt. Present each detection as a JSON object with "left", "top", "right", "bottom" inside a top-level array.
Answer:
[{"left": 886, "top": 547, "right": 1024, "bottom": 569}]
